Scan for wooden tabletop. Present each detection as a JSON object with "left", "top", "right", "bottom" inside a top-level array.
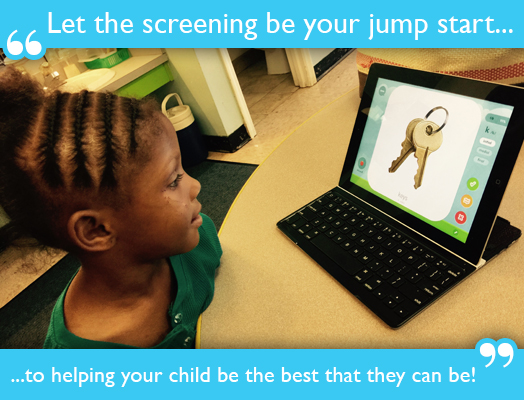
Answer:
[{"left": 201, "top": 89, "right": 524, "bottom": 349}]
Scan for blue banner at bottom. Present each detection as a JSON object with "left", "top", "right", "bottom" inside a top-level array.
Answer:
[{"left": 1, "top": 339, "right": 520, "bottom": 399}]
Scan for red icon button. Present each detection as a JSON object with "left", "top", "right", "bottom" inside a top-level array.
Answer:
[{"left": 455, "top": 211, "right": 467, "bottom": 224}]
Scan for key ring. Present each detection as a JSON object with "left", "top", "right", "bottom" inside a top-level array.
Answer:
[{"left": 424, "top": 106, "right": 449, "bottom": 134}]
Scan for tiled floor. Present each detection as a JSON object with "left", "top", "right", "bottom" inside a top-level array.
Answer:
[
  {"left": 0, "top": 50, "right": 360, "bottom": 309},
  {"left": 208, "top": 50, "right": 359, "bottom": 165}
]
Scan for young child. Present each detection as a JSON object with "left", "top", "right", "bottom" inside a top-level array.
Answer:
[{"left": 0, "top": 67, "right": 222, "bottom": 348}]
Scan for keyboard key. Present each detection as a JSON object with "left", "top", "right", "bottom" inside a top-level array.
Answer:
[
  {"left": 394, "top": 302, "right": 417, "bottom": 318},
  {"left": 358, "top": 237, "right": 370, "bottom": 246},
  {"left": 347, "top": 217, "right": 358, "bottom": 225},
  {"left": 394, "top": 247, "right": 406, "bottom": 257},
  {"left": 396, "top": 264, "right": 411, "bottom": 275},
  {"left": 364, "top": 227, "right": 377, "bottom": 237},
  {"left": 358, "top": 253, "right": 373, "bottom": 264},
  {"left": 373, "top": 287, "right": 391, "bottom": 299},
  {"left": 340, "top": 226, "right": 352, "bottom": 234},
  {"left": 364, "top": 278, "right": 382, "bottom": 291},
  {"left": 375, "top": 250, "right": 388, "bottom": 259},
  {"left": 373, "top": 233, "right": 386, "bottom": 243},
  {"left": 385, "top": 256, "right": 400, "bottom": 267},
  {"left": 446, "top": 266, "right": 464, "bottom": 278},
  {"left": 326, "top": 229, "right": 338, "bottom": 238},
  {"left": 285, "top": 214, "right": 301, "bottom": 225},
  {"left": 406, "top": 271, "right": 423, "bottom": 284},
  {"left": 299, "top": 207, "right": 317, "bottom": 221},
  {"left": 391, "top": 232, "right": 403, "bottom": 241},
  {"left": 369, "top": 261, "right": 384, "bottom": 271},
  {"left": 311, "top": 218, "right": 323, "bottom": 226},
  {"left": 332, "top": 219, "right": 343, "bottom": 228},
  {"left": 401, "top": 239, "right": 413, "bottom": 247},
  {"left": 417, "top": 280, "right": 440, "bottom": 296},
  {"left": 340, "top": 212, "right": 351, "bottom": 220},
  {"left": 414, "top": 260, "right": 429, "bottom": 272},
  {"left": 366, "top": 242, "right": 379, "bottom": 252},
  {"left": 311, "top": 234, "right": 364, "bottom": 276},
  {"left": 437, "top": 276, "right": 453, "bottom": 287},
  {"left": 298, "top": 224, "right": 313, "bottom": 234},
  {"left": 384, "top": 240, "right": 396, "bottom": 250},
  {"left": 399, "top": 284, "right": 429, "bottom": 305},
  {"left": 309, "top": 202, "right": 322, "bottom": 212},
  {"left": 377, "top": 267, "right": 394, "bottom": 279},
  {"left": 389, "top": 275, "right": 405, "bottom": 288},
  {"left": 325, "top": 215, "right": 336, "bottom": 223},
  {"left": 356, "top": 222, "right": 367, "bottom": 231},
  {"left": 373, "top": 221, "right": 384, "bottom": 229},
  {"left": 355, "top": 268, "right": 372, "bottom": 282},
  {"left": 424, "top": 253, "right": 436, "bottom": 262},
  {"left": 402, "top": 253, "right": 419, "bottom": 264},
  {"left": 350, "top": 247, "right": 363, "bottom": 257},
  {"left": 340, "top": 240, "right": 354, "bottom": 250},
  {"left": 391, "top": 293, "right": 405, "bottom": 303},
  {"left": 333, "top": 235, "right": 345, "bottom": 244},
  {"left": 382, "top": 227, "right": 393, "bottom": 235},
  {"left": 291, "top": 218, "right": 306, "bottom": 229},
  {"left": 411, "top": 245, "right": 425, "bottom": 254},
  {"left": 425, "top": 267, "right": 442, "bottom": 281},
  {"left": 304, "top": 230, "right": 320, "bottom": 240},
  {"left": 318, "top": 223, "right": 330, "bottom": 232},
  {"left": 348, "top": 231, "right": 361, "bottom": 240},
  {"left": 383, "top": 297, "right": 397, "bottom": 308}
]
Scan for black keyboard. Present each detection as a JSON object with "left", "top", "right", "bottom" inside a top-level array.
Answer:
[{"left": 277, "top": 190, "right": 472, "bottom": 328}]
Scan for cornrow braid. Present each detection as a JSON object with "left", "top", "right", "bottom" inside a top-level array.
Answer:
[
  {"left": 129, "top": 98, "right": 139, "bottom": 154},
  {"left": 0, "top": 66, "right": 161, "bottom": 250},
  {"left": 39, "top": 91, "right": 63, "bottom": 187},
  {"left": 100, "top": 92, "right": 117, "bottom": 188},
  {"left": 71, "top": 90, "right": 93, "bottom": 188}
]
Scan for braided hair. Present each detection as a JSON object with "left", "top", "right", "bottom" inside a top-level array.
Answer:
[{"left": 0, "top": 67, "right": 159, "bottom": 250}]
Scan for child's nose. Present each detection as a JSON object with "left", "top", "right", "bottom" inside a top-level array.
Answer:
[{"left": 189, "top": 175, "right": 201, "bottom": 199}]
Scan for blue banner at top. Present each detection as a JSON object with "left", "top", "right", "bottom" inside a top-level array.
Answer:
[{"left": 1, "top": 0, "right": 523, "bottom": 59}]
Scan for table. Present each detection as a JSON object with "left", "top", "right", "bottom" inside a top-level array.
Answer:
[{"left": 200, "top": 89, "right": 524, "bottom": 349}]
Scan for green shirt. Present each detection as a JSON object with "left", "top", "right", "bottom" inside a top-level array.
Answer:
[{"left": 43, "top": 214, "right": 222, "bottom": 349}]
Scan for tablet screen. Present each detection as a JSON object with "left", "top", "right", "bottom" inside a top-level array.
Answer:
[
  {"left": 338, "top": 63, "right": 524, "bottom": 265},
  {"left": 349, "top": 78, "right": 514, "bottom": 243}
]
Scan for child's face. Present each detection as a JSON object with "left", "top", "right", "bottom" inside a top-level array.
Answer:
[{"left": 114, "top": 114, "right": 203, "bottom": 261}]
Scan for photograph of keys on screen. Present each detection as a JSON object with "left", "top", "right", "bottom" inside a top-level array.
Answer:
[{"left": 349, "top": 78, "right": 513, "bottom": 244}]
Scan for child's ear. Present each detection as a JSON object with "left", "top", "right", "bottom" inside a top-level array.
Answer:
[{"left": 67, "top": 210, "right": 116, "bottom": 252}]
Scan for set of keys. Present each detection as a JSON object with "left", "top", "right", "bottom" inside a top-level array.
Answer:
[{"left": 389, "top": 106, "right": 448, "bottom": 189}]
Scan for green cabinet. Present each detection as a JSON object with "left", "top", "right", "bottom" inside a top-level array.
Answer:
[{"left": 115, "top": 63, "right": 173, "bottom": 99}]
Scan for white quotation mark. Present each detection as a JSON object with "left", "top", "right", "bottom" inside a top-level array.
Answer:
[
  {"left": 7, "top": 30, "right": 42, "bottom": 56},
  {"left": 480, "top": 342, "right": 514, "bottom": 368}
]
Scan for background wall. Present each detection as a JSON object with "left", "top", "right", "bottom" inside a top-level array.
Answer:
[{"left": 309, "top": 48, "right": 335, "bottom": 65}]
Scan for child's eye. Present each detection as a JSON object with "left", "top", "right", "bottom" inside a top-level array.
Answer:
[{"left": 168, "top": 174, "right": 184, "bottom": 188}]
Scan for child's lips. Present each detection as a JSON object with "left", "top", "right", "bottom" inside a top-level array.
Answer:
[
  {"left": 191, "top": 214, "right": 203, "bottom": 226},
  {"left": 191, "top": 203, "right": 202, "bottom": 224}
]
